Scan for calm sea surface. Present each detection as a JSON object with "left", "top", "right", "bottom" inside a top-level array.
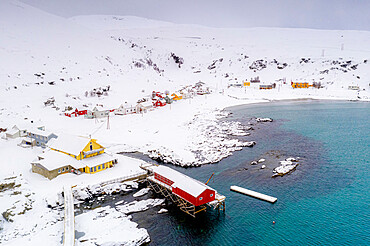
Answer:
[{"left": 132, "top": 100, "right": 370, "bottom": 246}]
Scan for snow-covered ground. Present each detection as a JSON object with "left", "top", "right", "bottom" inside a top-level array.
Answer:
[{"left": 1, "top": 0, "right": 370, "bottom": 245}]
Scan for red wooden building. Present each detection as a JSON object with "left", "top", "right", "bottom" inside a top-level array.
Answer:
[
  {"left": 65, "top": 108, "right": 88, "bottom": 117},
  {"left": 151, "top": 165, "right": 216, "bottom": 206},
  {"left": 153, "top": 98, "right": 167, "bottom": 108}
]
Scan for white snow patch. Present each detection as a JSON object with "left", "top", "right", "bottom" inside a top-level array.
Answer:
[
  {"left": 133, "top": 188, "right": 150, "bottom": 197},
  {"left": 76, "top": 206, "right": 150, "bottom": 246},
  {"left": 116, "top": 198, "right": 165, "bottom": 214}
]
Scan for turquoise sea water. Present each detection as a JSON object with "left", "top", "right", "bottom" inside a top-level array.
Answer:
[{"left": 134, "top": 100, "right": 370, "bottom": 245}]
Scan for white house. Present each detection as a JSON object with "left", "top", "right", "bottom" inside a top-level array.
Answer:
[
  {"left": 6, "top": 125, "right": 26, "bottom": 139},
  {"left": 6, "top": 124, "right": 44, "bottom": 139},
  {"left": 136, "top": 101, "right": 153, "bottom": 113},
  {"left": 115, "top": 102, "right": 137, "bottom": 115},
  {"left": 27, "top": 128, "right": 58, "bottom": 148},
  {"left": 85, "top": 106, "right": 110, "bottom": 119}
]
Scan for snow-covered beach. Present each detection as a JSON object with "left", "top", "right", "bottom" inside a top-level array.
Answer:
[{"left": 0, "top": 0, "right": 369, "bottom": 245}]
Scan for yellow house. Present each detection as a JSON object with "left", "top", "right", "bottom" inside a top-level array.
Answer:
[
  {"left": 171, "top": 93, "right": 183, "bottom": 101},
  {"left": 243, "top": 82, "right": 251, "bottom": 86},
  {"left": 292, "top": 82, "right": 311, "bottom": 88},
  {"left": 31, "top": 135, "right": 118, "bottom": 180}
]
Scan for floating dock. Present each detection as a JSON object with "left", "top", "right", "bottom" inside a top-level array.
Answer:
[{"left": 230, "top": 185, "right": 277, "bottom": 203}]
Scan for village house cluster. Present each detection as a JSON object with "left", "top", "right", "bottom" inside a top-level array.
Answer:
[
  {"left": 228, "top": 76, "right": 324, "bottom": 90},
  {"left": 63, "top": 82, "right": 210, "bottom": 119},
  {"left": 4, "top": 123, "right": 57, "bottom": 148},
  {"left": 2, "top": 122, "right": 118, "bottom": 180},
  {"left": 0, "top": 83, "right": 210, "bottom": 180}
]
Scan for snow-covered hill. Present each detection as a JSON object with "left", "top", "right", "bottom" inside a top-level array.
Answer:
[
  {"left": 1, "top": 0, "right": 370, "bottom": 106},
  {"left": 1, "top": 0, "right": 369, "bottom": 175},
  {"left": 1, "top": 0, "right": 370, "bottom": 175}
]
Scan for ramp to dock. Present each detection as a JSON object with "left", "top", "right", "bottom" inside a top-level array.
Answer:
[
  {"left": 230, "top": 185, "right": 277, "bottom": 203},
  {"left": 63, "top": 185, "right": 75, "bottom": 246}
]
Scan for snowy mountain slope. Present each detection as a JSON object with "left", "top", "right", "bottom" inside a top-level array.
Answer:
[
  {"left": 0, "top": 0, "right": 369, "bottom": 156},
  {"left": 69, "top": 15, "right": 176, "bottom": 31}
]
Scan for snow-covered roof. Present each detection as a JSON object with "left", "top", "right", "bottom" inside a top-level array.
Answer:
[
  {"left": 6, "top": 128, "right": 19, "bottom": 135},
  {"left": 32, "top": 149, "right": 116, "bottom": 171},
  {"left": 48, "top": 134, "right": 93, "bottom": 156},
  {"left": 22, "top": 137, "right": 36, "bottom": 143},
  {"left": 28, "top": 128, "right": 55, "bottom": 137},
  {"left": 118, "top": 103, "right": 136, "bottom": 109},
  {"left": 13, "top": 120, "right": 44, "bottom": 129},
  {"left": 137, "top": 101, "right": 153, "bottom": 108},
  {"left": 93, "top": 106, "right": 109, "bottom": 112},
  {"left": 151, "top": 165, "right": 214, "bottom": 197},
  {"left": 32, "top": 149, "right": 75, "bottom": 170}
]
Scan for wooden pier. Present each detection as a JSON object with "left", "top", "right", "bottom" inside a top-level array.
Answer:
[
  {"left": 63, "top": 185, "right": 75, "bottom": 246},
  {"left": 230, "top": 185, "right": 277, "bottom": 203}
]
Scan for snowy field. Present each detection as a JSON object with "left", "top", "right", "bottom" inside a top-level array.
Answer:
[{"left": 0, "top": 0, "right": 369, "bottom": 245}]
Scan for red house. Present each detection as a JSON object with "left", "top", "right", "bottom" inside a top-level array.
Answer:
[
  {"left": 65, "top": 108, "right": 88, "bottom": 117},
  {"left": 152, "top": 91, "right": 164, "bottom": 99},
  {"left": 151, "top": 165, "right": 215, "bottom": 206},
  {"left": 153, "top": 98, "right": 166, "bottom": 107},
  {"left": 76, "top": 109, "right": 88, "bottom": 115}
]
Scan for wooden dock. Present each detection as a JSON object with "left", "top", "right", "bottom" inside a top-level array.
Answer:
[
  {"left": 99, "top": 171, "right": 147, "bottom": 186},
  {"left": 63, "top": 185, "right": 75, "bottom": 246},
  {"left": 230, "top": 185, "right": 277, "bottom": 203}
]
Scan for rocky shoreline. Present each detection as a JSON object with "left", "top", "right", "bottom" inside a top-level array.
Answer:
[{"left": 145, "top": 109, "right": 258, "bottom": 167}]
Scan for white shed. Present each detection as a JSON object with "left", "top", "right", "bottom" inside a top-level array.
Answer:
[{"left": 136, "top": 101, "right": 153, "bottom": 113}]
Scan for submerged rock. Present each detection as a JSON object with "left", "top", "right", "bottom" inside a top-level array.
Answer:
[
  {"left": 286, "top": 157, "right": 298, "bottom": 162},
  {"left": 244, "top": 141, "right": 256, "bottom": 147},
  {"left": 272, "top": 157, "right": 299, "bottom": 177},
  {"left": 256, "top": 117, "right": 273, "bottom": 122}
]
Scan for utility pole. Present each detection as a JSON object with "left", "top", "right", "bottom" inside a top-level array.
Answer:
[{"left": 107, "top": 114, "right": 110, "bottom": 130}]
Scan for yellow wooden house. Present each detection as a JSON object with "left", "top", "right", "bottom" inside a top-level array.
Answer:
[
  {"left": 291, "top": 82, "right": 311, "bottom": 88},
  {"left": 31, "top": 135, "right": 118, "bottom": 180}
]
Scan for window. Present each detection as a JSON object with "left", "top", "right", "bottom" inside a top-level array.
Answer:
[
  {"left": 98, "top": 165, "right": 101, "bottom": 170},
  {"left": 90, "top": 167, "right": 93, "bottom": 173},
  {"left": 62, "top": 168, "right": 65, "bottom": 172},
  {"left": 58, "top": 169, "right": 61, "bottom": 173},
  {"left": 90, "top": 143, "right": 93, "bottom": 151},
  {"left": 199, "top": 197, "right": 203, "bottom": 200},
  {"left": 66, "top": 167, "right": 69, "bottom": 171},
  {"left": 94, "top": 167, "right": 96, "bottom": 172},
  {"left": 210, "top": 194, "right": 214, "bottom": 197},
  {"left": 102, "top": 163, "right": 105, "bottom": 169}
]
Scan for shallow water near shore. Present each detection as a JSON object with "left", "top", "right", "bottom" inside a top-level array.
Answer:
[{"left": 132, "top": 100, "right": 370, "bottom": 245}]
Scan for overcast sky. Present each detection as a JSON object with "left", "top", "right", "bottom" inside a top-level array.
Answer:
[{"left": 20, "top": 0, "right": 370, "bottom": 31}]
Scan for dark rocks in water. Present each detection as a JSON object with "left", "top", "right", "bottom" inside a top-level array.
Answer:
[
  {"left": 256, "top": 117, "right": 273, "bottom": 122},
  {"left": 244, "top": 141, "right": 256, "bottom": 147},
  {"left": 272, "top": 157, "right": 300, "bottom": 177}
]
